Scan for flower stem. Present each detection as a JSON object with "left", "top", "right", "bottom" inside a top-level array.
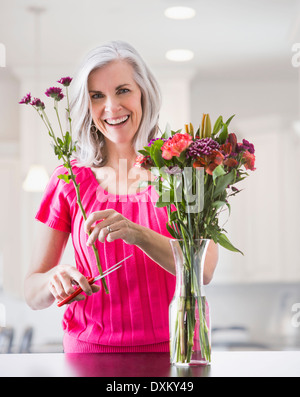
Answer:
[{"left": 67, "top": 161, "right": 109, "bottom": 294}]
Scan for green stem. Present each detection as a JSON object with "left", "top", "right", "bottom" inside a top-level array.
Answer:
[
  {"left": 54, "top": 101, "right": 64, "bottom": 140},
  {"left": 66, "top": 87, "right": 72, "bottom": 137},
  {"left": 67, "top": 161, "right": 109, "bottom": 294}
]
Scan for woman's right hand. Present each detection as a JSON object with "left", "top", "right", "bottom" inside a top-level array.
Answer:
[{"left": 47, "top": 264, "right": 100, "bottom": 304}]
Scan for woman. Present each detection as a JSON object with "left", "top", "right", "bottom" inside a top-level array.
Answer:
[{"left": 24, "top": 41, "right": 218, "bottom": 353}]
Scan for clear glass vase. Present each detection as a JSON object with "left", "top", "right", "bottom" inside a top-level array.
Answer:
[{"left": 169, "top": 239, "right": 211, "bottom": 366}]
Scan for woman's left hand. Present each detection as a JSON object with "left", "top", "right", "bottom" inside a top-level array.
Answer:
[{"left": 84, "top": 209, "right": 140, "bottom": 246}]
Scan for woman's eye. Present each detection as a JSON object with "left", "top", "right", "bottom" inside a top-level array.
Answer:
[
  {"left": 91, "top": 93, "right": 104, "bottom": 99},
  {"left": 118, "top": 88, "right": 129, "bottom": 95}
]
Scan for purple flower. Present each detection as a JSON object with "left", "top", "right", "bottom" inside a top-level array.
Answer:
[
  {"left": 57, "top": 77, "right": 72, "bottom": 87},
  {"left": 237, "top": 139, "right": 255, "bottom": 154},
  {"left": 45, "top": 87, "right": 64, "bottom": 101},
  {"left": 19, "top": 93, "right": 31, "bottom": 105},
  {"left": 187, "top": 138, "right": 220, "bottom": 158},
  {"left": 31, "top": 97, "right": 45, "bottom": 109}
]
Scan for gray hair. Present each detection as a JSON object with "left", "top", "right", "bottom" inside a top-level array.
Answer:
[{"left": 69, "top": 40, "right": 162, "bottom": 167}]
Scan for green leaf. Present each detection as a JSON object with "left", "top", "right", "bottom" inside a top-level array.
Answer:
[
  {"left": 152, "top": 146, "right": 165, "bottom": 168},
  {"left": 212, "top": 164, "right": 226, "bottom": 182},
  {"left": 138, "top": 149, "right": 149, "bottom": 156},
  {"left": 212, "top": 116, "right": 223, "bottom": 136},
  {"left": 211, "top": 200, "right": 226, "bottom": 210},
  {"left": 166, "top": 223, "right": 178, "bottom": 239},
  {"left": 161, "top": 123, "right": 172, "bottom": 139},
  {"left": 57, "top": 174, "right": 71, "bottom": 184},
  {"left": 218, "top": 123, "right": 228, "bottom": 144},
  {"left": 155, "top": 198, "right": 169, "bottom": 208},
  {"left": 213, "top": 170, "right": 236, "bottom": 198},
  {"left": 225, "top": 114, "right": 235, "bottom": 127},
  {"left": 217, "top": 233, "right": 243, "bottom": 255}
]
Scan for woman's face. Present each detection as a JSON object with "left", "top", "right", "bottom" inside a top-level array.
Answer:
[{"left": 88, "top": 60, "right": 143, "bottom": 146}]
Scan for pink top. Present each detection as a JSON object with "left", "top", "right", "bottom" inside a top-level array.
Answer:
[{"left": 35, "top": 162, "right": 175, "bottom": 353}]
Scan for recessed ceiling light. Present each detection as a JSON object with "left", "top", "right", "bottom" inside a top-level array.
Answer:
[
  {"left": 164, "top": 6, "right": 196, "bottom": 20},
  {"left": 165, "top": 49, "right": 194, "bottom": 62}
]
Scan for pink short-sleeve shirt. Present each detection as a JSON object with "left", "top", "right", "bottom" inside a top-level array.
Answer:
[{"left": 35, "top": 162, "right": 175, "bottom": 353}]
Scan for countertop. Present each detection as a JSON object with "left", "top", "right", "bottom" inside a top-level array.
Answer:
[{"left": 0, "top": 351, "right": 300, "bottom": 377}]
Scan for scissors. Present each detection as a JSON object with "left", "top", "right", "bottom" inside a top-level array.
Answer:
[{"left": 57, "top": 254, "right": 132, "bottom": 307}]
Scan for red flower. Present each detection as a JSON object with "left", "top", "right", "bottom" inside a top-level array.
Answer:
[
  {"left": 243, "top": 151, "right": 256, "bottom": 171},
  {"left": 224, "top": 157, "right": 238, "bottom": 169},
  {"left": 134, "top": 154, "right": 153, "bottom": 169},
  {"left": 220, "top": 142, "right": 232, "bottom": 156},
  {"left": 193, "top": 150, "right": 224, "bottom": 175},
  {"left": 161, "top": 133, "right": 192, "bottom": 160},
  {"left": 227, "top": 133, "right": 237, "bottom": 152}
]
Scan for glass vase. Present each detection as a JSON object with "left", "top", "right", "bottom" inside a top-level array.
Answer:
[{"left": 169, "top": 239, "right": 211, "bottom": 366}]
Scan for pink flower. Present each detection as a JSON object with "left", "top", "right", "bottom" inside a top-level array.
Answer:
[
  {"left": 19, "top": 93, "right": 31, "bottom": 104},
  {"left": 31, "top": 97, "right": 45, "bottom": 109},
  {"left": 161, "top": 133, "right": 192, "bottom": 160},
  {"left": 57, "top": 77, "right": 72, "bottom": 87},
  {"left": 45, "top": 87, "right": 64, "bottom": 101}
]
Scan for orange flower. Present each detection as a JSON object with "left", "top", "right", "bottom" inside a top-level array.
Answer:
[
  {"left": 243, "top": 151, "right": 256, "bottom": 170},
  {"left": 220, "top": 142, "right": 232, "bottom": 156},
  {"left": 193, "top": 150, "right": 224, "bottom": 175},
  {"left": 224, "top": 157, "right": 238, "bottom": 169}
]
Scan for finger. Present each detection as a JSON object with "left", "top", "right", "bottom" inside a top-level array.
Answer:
[
  {"left": 84, "top": 209, "right": 115, "bottom": 234},
  {"left": 49, "top": 275, "right": 69, "bottom": 301},
  {"left": 58, "top": 272, "right": 76, "bottom": 296},
  {"left": 87, "top": 217, "right": 120, "bottom": 245},
  {"left": 86, "top": 222, "right": 103, "bottom": 246},
  {"left": 69, "top": 271, "right": 93, "bottom": 296},
  {"left": 106, "top": 220, "right": 126, "bottom": 242}
]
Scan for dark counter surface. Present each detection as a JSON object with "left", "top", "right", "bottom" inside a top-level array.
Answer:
[{"left": 0, "top": 350, "right": 299, "bottom": 377}]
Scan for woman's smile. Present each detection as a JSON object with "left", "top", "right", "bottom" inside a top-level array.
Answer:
[{"left": 104, "top": 114, "right": 130, "bottom": 126}]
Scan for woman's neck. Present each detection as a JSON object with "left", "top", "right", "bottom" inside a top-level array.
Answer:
[{"left": 104, "top": 140, "right": 137, "bottom": 172}]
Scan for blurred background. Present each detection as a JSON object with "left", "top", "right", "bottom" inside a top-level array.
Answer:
[{"left": 0, "top": 0, "right": 300, "bottom": 353}]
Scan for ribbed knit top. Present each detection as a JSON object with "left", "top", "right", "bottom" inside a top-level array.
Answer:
[{"left": 35, "top": 162, "right": 175, "bottom": 352}]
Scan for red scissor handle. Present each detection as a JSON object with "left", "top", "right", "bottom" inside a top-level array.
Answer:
[{"left": 57, "top": 277, "right": 95, "bottom": 307}]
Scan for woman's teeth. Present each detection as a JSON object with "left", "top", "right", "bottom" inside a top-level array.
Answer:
[{"left": 105, "top": 115, "right": 129, "bottom": 125}]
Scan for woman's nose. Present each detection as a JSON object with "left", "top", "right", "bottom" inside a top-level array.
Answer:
[{"left": 104, "top": 96, "right": 122, "bottom": 113}]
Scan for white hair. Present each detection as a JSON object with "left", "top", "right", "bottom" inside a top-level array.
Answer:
[{"left": 69, "top": 40, "right": 162, "bottom": 167}]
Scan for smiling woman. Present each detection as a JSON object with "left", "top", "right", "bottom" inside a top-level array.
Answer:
[{"left": 24, "top": 40, "right": 218, "bottom": 354}]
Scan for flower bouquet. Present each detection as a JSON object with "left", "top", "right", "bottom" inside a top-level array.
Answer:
[
  {"left": 136, "top": 114, "right": 255, "bottom": 365},
  {"left": 19, "top": 78, "right": 109, "bottom": 293}
]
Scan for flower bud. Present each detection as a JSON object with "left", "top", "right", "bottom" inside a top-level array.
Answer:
[{"left": 200, "top": 114, "right": 212, "bottom": 138}]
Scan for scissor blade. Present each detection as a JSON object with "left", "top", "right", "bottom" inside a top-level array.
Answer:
[{"left": 93, "top": 254, "right": 132, "bottom": 282}]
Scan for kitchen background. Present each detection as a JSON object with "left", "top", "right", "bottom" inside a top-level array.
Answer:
[{"left": 0, "top": 0, "right": 300, "bottom": 353}]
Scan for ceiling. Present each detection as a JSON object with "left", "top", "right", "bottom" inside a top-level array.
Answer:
[{"left": 0, "top": 0, "right": 299, "bottom": 79}]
